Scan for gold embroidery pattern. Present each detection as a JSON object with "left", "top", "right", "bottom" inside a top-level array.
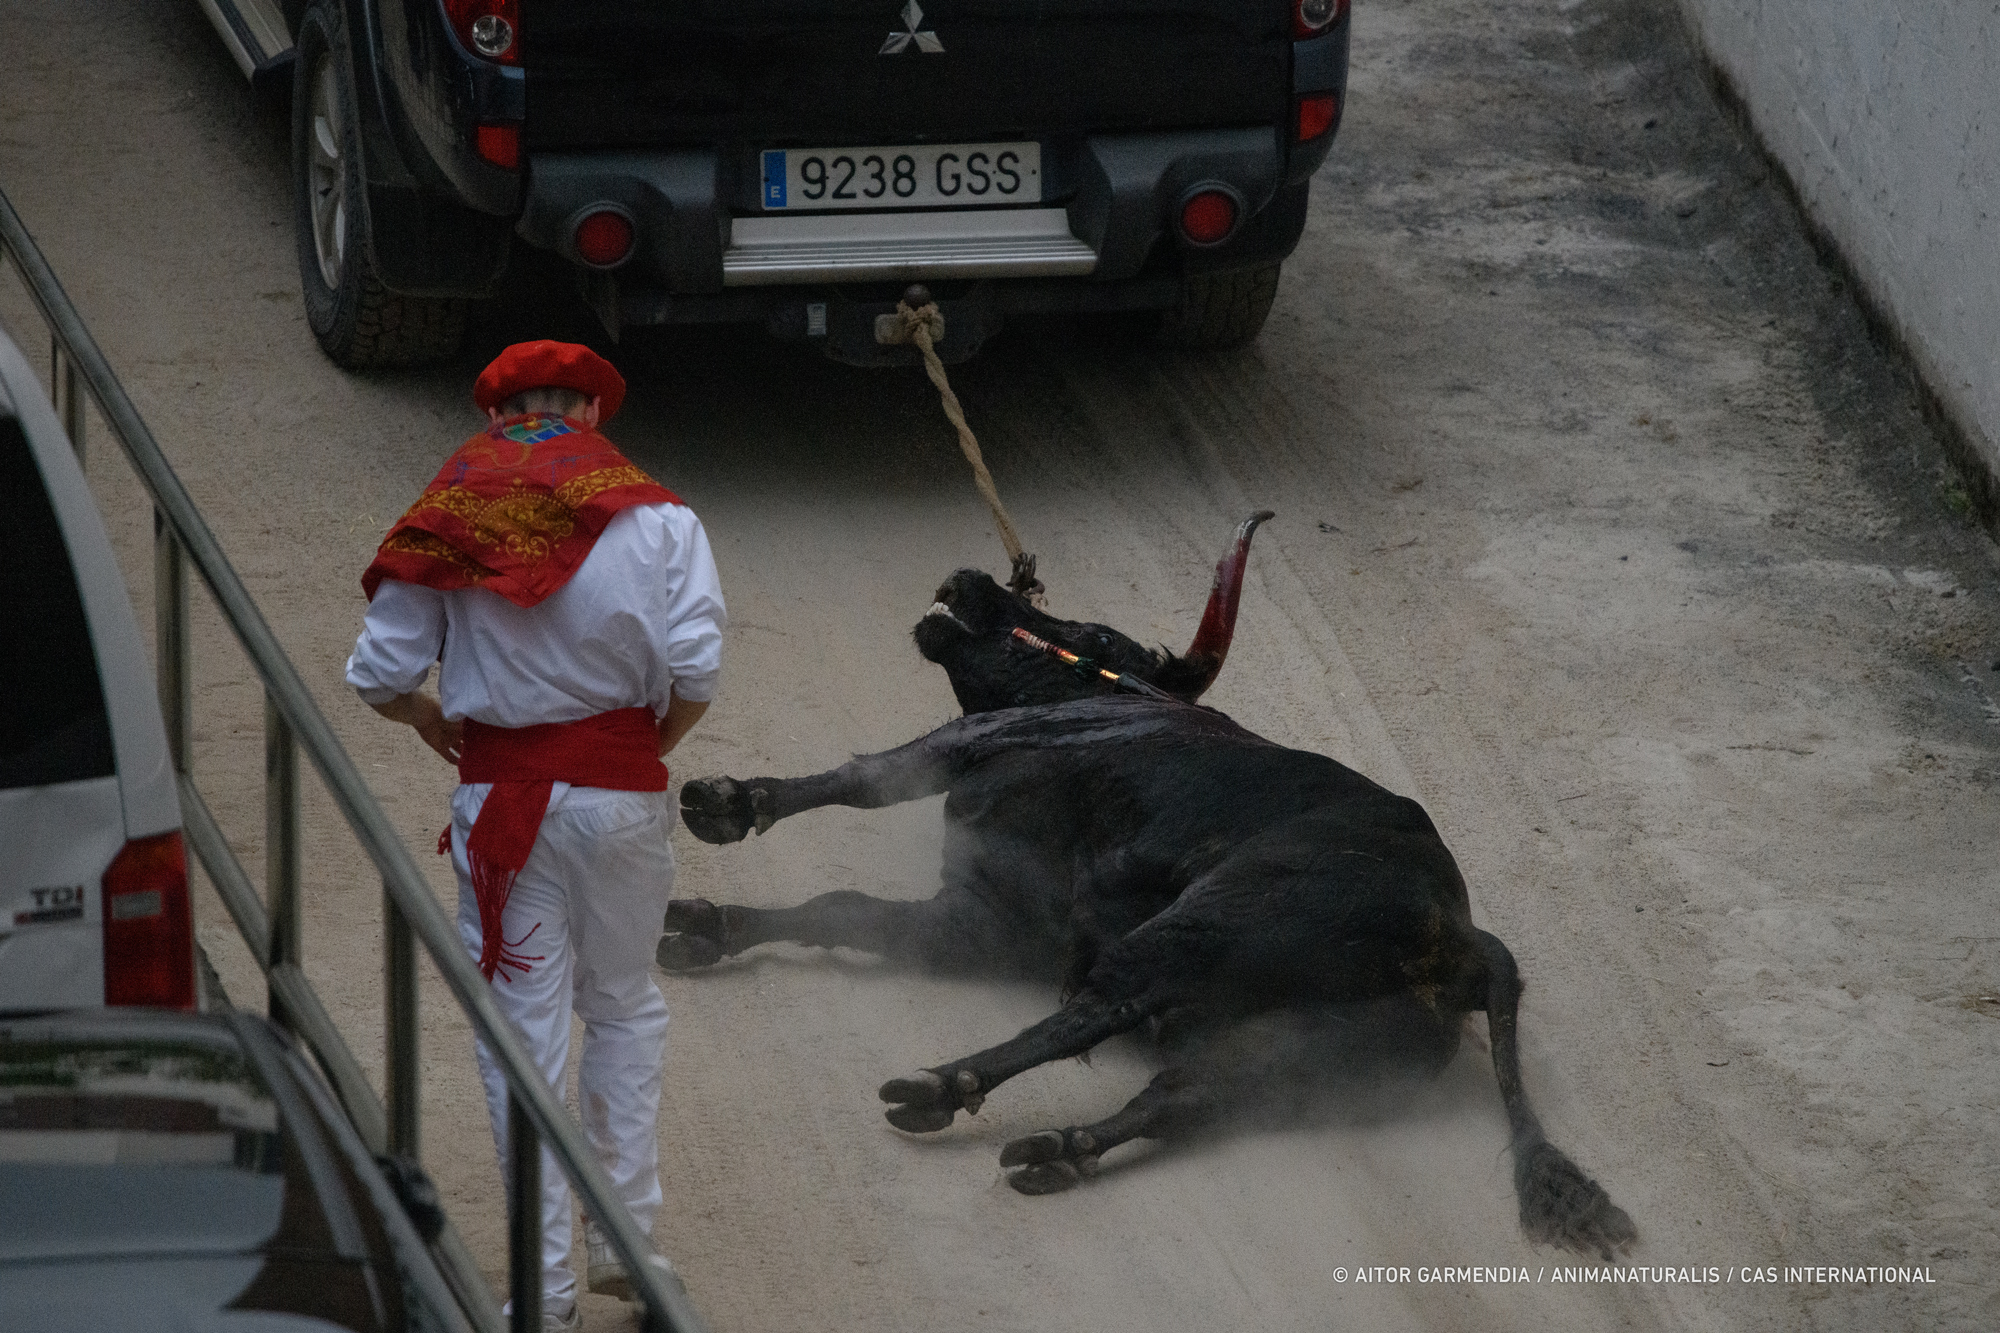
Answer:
[
  {"left": 380, "top": 530, "right": 487, "bottom": 580},
  {"left": 554, "top": 465, "right": 655, "bottom": 510},
  {"left": 406, "top": 486, "right": 488, "bottom": 523},
  {"left": 471, "top": 485, "right": 576, "bottom": 566}
]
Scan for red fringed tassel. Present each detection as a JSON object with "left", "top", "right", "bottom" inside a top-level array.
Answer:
[{"left": 463, "top": 778, "right": 556, "bottom": 982}]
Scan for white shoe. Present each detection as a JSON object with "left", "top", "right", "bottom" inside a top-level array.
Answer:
[
  {"left": 499, "top": 1299, "right": 579, "bottom": 1332},
  {"left": 584, "top": 1219, "right": 684, "bottom": 1302}
]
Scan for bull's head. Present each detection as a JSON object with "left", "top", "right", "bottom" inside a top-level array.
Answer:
[{"left": 913, "top": 512, "right": 1274, "bottom": 714}]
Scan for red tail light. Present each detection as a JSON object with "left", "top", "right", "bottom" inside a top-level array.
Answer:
[
  {"left": 1293, "top": 0, "right": 1350, "bottom": 39},
  {"left": 103, "top": 831, "right": 195, "bottom": 1011},
  {"left": 1297, "top": 93, "right": 1339, "bottom": 142},
  {"left": 476, "top": 124, "right": 521, "bottom": 169},
  {"left": 1179, "top": 190, "right": 1239, "bottom": 246},
  {"left": 574, "top": 209, "right": 636, "bottom": 267},
  {"left": 443, "top": 0, "right": 520, "bottom": 64}
]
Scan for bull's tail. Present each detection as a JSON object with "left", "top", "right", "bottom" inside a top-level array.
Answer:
[{"left": 1476, "top": 929, "right": 1638, "bottom": 1260}]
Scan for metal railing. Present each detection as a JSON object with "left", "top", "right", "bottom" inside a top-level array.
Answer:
[{"left": 0, "top": 187, "right": 707, "bottom": 1333}]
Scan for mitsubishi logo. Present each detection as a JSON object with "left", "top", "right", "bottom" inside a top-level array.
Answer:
[{"left": 880, "top": 0, "right": 943, "bottom": 54}]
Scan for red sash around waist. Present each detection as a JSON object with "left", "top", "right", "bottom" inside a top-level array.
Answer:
[{"left": 457, "top": 707, "right": 667, "bottom": 981}]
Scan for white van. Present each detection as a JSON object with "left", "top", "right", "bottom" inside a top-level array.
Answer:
[{"left": 0, "top": 329, "right": 192, "bottom": 1011}]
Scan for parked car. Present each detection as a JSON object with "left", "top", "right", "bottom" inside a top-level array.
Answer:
[
  {"left": 0, "top": 1006, "right": 464, "bottom": 1332},
  {"left": 0, "top": 328, "right": 193, "bottom": 1015},
  {"left": 197, "top": 0, "right": 1351, "bottom": 365}
]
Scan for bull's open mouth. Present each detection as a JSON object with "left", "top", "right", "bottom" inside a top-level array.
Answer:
[{"left": 925, "top": 601, "right": 966, "bottom": 629}]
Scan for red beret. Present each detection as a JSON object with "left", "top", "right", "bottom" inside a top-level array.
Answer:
[{"left": 474, "top": 340, "right": 627, "bottom": 424}]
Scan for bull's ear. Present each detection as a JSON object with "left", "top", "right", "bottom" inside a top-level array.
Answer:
[{"left": 1152, "top": 650, "right": 1223, "bottom": 701}]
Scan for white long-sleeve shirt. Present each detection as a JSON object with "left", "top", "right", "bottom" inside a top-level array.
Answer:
[{"left": 345, "top": 502, "right": 725, "bottom": 726}]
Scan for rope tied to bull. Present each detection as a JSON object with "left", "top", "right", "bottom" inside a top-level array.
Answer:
[{"left": 878, "top": 284, "right": 1045, "bottom": 606}]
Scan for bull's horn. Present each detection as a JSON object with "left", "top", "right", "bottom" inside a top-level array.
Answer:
[{"left": 1184, "top": 511, "right": 1274, "bottom": 692}]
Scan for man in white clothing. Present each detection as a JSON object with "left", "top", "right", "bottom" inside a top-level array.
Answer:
[{"left": 346, "top": 341, "right": 723, "bottom": 1331}]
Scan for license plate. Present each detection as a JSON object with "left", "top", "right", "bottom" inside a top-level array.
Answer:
[{"left": 760, "top": 142, "right": 1042, "bottom": 211}]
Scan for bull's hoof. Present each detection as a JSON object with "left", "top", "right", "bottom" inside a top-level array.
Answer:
[
  {"left": 1007, "top": 1160, "right": 1083, "bottom": 1195},
  {"left": 680, "top": 778, "right": 756, "bottom": 844},
  {"left": 1000, "top": 1127, "right": 1101, "bottom": 1193},
  {"left": 656, "top": 899, "right": 727, "bottom": 972},
  {"left": 885, "top": 1103, "right": 958, "bottom": 1133},
  {"left": 655, "top": 933, "right": 722, "bottom": 972},
  {"left": 664, "top": 898, "right": 722, "bottom": 935},
  {"left": 880, "top": 1070, "right": 957, "bottom": 1133},
  {"left": 998, "top": 1130, "right": 1066, "bottom": 1168}
]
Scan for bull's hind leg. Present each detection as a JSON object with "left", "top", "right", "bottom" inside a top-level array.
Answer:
[
  {"left": 999, "top": 995, "right": 1466, "bottom": 1194},
  {"left": 999, "top": 1065, "right": 1221, "bottom": 1194},
  {"left": 879, "top": 988, "right": 1155, "bottom": 1132}
]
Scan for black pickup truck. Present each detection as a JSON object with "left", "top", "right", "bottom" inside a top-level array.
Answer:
[{"left": 200, "top": 0, "right": 1350, "bottom": 365}]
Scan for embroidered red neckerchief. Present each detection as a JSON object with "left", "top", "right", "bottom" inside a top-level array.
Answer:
[{"left": 362, "top": 415, "right": 681, "bottom": 607}]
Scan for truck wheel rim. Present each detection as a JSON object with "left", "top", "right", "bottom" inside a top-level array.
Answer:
[{"left": 308, "top": 59, "right": 346, "bottom": 290}]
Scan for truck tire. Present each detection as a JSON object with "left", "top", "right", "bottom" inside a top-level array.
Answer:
[
  {"left": 291, "top": 5, "right": 465, "bottom": 368},
  {"left": 1156, "top": 264, "right": 1281, "bottom": 350}
]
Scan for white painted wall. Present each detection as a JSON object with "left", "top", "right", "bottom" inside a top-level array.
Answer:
[{"left": 1674, "top": 1, "right": 1998, "bottom": 476}]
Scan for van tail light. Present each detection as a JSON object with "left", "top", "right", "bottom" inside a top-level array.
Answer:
[
  {"left": 1297, "top": 93, "right": 1339, "bottom": 142},
  {"left": 443, "top": 0, "right": 521, "bottom": 64},
  {"left": 1293, "top": 0, "right": 1349, "bottom": 39},
  {"left": 103, "top": 831, "right": 195, "bottom": 1011}
]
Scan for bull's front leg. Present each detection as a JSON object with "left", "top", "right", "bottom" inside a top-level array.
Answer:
[
  {"left": 677, "top": 701, "right": 1109, "bottom": 845},
  {"left": 677, "top": 731, "right": 962, "bottom": 846},
  {"left": 668, "top": 708, "right": 1070, "bottom": 971},
  {"left": 666, "top": 740, "right": 964, "bottom": 971},
  {"left": 657, "top": 890, "right": 963, "bottom": 972},
  {"left": 878, "top": 988, "right": 1156, "bottom": 1132}
]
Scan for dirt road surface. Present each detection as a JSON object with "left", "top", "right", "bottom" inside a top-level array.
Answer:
[{"left": 4, "top": 0, "right": 1996, "bottom": 1329}]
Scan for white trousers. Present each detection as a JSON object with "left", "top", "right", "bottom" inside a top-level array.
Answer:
[{"left": 451, "top": 782, "right": 674, "bottom": 1310}]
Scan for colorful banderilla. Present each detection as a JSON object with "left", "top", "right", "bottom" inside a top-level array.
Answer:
[{"left": 1009, "top": 627, "right": 1173, "bottom": 700}]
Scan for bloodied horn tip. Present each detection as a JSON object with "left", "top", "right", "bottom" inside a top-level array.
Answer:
[{"left": 1183, "top": 511, "right": 1276, "bottom": 692}]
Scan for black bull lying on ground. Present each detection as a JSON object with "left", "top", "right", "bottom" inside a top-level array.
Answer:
[{"left": 664, "top": 516, "right": 1636, "bottom": 1258}]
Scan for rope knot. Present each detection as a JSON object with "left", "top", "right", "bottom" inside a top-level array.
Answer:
[{"left": 894, "top": 299, "right": 946, "bottom": 348}]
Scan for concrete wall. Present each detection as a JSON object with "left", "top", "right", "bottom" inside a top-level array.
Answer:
[{"left": 1674, "top": 1, "right": 1999, "bottom": 486}]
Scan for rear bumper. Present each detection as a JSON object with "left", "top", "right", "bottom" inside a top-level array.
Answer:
[
  {"left": 602, "top": 180, "right": 1304, "bottom": 367},
  {"left": 517, "top": 124, "right": 1311, "bottom": 302}
]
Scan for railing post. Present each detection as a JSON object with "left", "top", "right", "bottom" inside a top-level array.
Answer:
[
  {"left": 384, "top": 878, "right": 420, "bottom": 1158},
  {"left": 51, "top": 338, "right": 83, "bottom": 464},
  {"left": 153, "top": 510, "right": 191, "bottom": 774},
  {"left": 509, "top": 1093, "right": 542, "bottom": 1333},
  {"left": 265, "top": 692, "right": 301, "bottom": 1030}
]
